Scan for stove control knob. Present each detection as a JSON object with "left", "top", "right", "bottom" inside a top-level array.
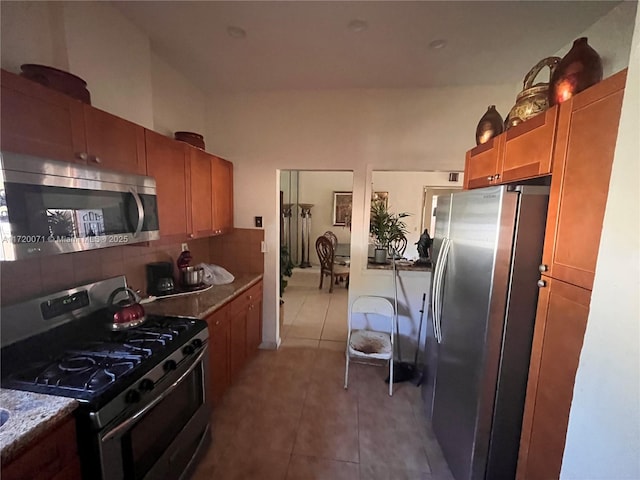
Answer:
[
  {"left": 139, "top": 379, "right": 154, "bottom": 392},
  {"left": 192, "top": 338, "right": 203, "bottom": 349},
  {"left": 125, "top": 389, "right": 141, "bottom": 404},
  {"left": 182, "top": 344, "right": 195, "bottom": 355},
  {"left": 163, "top": 359, "right": 177, "bottom": 371}
]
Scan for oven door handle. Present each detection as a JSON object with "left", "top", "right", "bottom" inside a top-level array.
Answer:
[{"left": 102, "top": 347, "right": 207, "bottom": 442}]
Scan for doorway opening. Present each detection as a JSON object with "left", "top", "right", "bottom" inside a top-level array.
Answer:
[{"left": 279, "top": 170, "right": 354, "bottom": 348}]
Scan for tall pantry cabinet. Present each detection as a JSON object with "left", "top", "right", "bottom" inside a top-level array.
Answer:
[{"left": 516, "top": 70, "right": 627, "bottom": 480}]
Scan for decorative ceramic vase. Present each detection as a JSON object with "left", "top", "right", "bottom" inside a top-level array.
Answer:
[
  {"left": 475, "top": 106, "right": 504, "bottom": 145},
  {"left": 505, "top": 56, "right": 560, "bottom": 129},
  {"left": 549, "top": 37, "right": 603, "bottom": 106}
]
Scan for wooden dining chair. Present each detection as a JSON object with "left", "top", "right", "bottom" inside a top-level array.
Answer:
[{"left": 315, "top": 235, "right": 349, "bottom": 293}]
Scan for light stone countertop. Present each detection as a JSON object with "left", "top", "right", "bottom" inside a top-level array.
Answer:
[
  {"left": 144, "top": 272, "right": 263, "bottom": 319},
  {"left": 0, "top": 389, "right": 78, "bottom": 463}
]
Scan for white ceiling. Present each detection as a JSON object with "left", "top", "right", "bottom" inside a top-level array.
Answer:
[{"left": 113, "top": 1, "right": 621, "bottom": 94}]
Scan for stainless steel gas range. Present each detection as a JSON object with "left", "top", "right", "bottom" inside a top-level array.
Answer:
[{"left": 0, "top": 276, "right": 211, "bottom": 480}]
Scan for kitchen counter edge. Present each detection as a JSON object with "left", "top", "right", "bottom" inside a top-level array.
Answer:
[
  {"left": 0, "top": 389, "right": 78, "bottom": 463},
  {"left": 144, "top": 272, "right": 263, "bottom": 319}
]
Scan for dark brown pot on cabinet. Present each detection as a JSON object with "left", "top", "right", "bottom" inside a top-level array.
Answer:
[
  {"left": 475, "top": 105, "right": 504, "bottom": 145},
  {"left": 20, "top": 64, "right": 91, "bottom": 104},
  {"left": 174, "top": 131, "right": 205, "bottom": 149},
  {"left": 548, "top": 37, "right": 603, "bottom": 105}
]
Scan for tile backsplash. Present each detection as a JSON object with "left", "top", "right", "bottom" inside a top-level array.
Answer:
[{"left": 0, "top": 228, "right": 264, "bottom": 306}]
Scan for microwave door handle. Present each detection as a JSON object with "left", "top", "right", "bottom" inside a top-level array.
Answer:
[{"left": 130, "top": 188, "right": 144, "bottom": 237}]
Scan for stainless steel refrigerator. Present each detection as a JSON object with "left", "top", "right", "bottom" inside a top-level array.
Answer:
[{"left": 421, "top": 185, "right": 549, "bottom": 480}]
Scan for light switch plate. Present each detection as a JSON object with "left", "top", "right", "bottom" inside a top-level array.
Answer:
[
  {"left": 255, "top": 216, "right": 263, "bottom": 228},
  {"left": 181, "top": 243, "right": 189, "bottom": 252}
]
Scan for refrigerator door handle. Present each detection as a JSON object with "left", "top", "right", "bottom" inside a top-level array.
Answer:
[
  {"left": 435, "top": 238, "right": 451, "bottom": 344},
  {"left": 431, "top": 238, "right": 446, "bottom": 342}
]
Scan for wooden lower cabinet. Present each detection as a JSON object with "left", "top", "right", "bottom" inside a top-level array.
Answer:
[
  {"left": 517, "top": 277, "right": 591, "bottom": 480},
  {"left": 229, "top": 306, "right": 248, "bottom": 380},
  {"left": 205, "top": 304, "right": 230, "bottom": 405},
  {"left": 245, "top": 283, "right": 263, "bottom": 356},
  {"left": 2, "top": 416, "right": 81, "bottom": 480},
  {"left": 205, "top": 280, "right": 263, "bottom": 404}
]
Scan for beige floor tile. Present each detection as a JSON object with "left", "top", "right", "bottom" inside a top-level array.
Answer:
[
  {"left": 287, "top": 323, "right": 324, "bottom": 340},
  {"left": 281, "top": 337, "right": 320, "bottom": 349},
  {"left": 212, "top": 445, "right": 291, "bottom": 480},
  {"left": 293, "top": 404, "right": 360, "bottom": 463},
  {"left": 359, "top": 464, "right": 433, "bottom": 480},
  {"left": 286, "top": 454, "right": 359, "bottom": 480},
  {"left": 318, "top": 340, "right": 346, "bottom": 352}
]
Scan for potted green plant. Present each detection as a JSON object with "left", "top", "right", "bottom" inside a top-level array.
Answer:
[{"left": 369, "top": 201, "right": 409, "bottom": 263}]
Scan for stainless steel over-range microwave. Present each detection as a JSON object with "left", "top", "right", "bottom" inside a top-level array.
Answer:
[{"left": 0, "top": 151, "right": 160, "bottom": 261}]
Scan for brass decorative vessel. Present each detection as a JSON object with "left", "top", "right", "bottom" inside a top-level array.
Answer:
[{"left": 505, "top": 57, "right": 560, "bottom": 129}]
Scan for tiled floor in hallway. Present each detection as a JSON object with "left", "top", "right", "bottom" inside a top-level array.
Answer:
[
  {"left": 281, "top": 267, "right": 350, "bottom": 347},
  {"left": 192, "top": 268, "right": 454, "bottom": 480}
]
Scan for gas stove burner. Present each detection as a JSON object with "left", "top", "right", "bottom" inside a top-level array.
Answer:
[{"left": 19, "top": 352, "right": 144, "bottom": 393}]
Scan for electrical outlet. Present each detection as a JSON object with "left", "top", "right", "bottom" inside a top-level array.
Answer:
[
  {"left": 260, "top": 241, "right": 267, "bottom": 253},
  {"left": 181, "top": 243, "right": 189, "bottom": 252}
]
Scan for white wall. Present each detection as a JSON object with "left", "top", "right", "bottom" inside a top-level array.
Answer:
[
  {"left": 372, "top": 171, "right": 463, "bottom": 260},
  {"left": 0, "top": 2, "right": 68, "bottom": 73},
  {"left": 561, "top": 5, "right": 640, "bottom": 479},
  {"left": 554, "top": 1, "right": 637, "bottom": 78},
  {"left": 297, "top": 171, "right": 354, "bottom": 265},
  {"left": 207, "top": 84, "right": 515, "bottom": 346},
  {"left": 62, "top": 1, "right": 153, "bottom": 128},
  {"left": 150, "top": 52, "right": 207, "bottom": 137},
  {"left": 1, "top": 1, "right": 205, "bottom": 137}
]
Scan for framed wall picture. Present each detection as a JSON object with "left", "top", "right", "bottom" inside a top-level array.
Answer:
[{"left": 333, "top": 192, "right": 352, "bottom": 226}]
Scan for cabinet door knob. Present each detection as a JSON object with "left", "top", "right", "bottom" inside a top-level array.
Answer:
[
  {"left": 215, "top": 320, "right": 220, "bottom": 326},
  {"left": 188, "top": 233, "right": 194, "bottom": 239},
  {"left": 487, "top": 175, "right": 494, "bottom": 181},
  {"left": 76, "top": 152, "right": 88, "bottom": 161},
  {"left": 494, "top": 173, "right": 500, "bottom": 180},
  {"left": 537, "top": 279, "right": 547, "bottom": 288},
  {"left": 538, "top": 264, "right": 548, "bottom": 272},
  {"left": 92, "top": 156, "right": 102, "bottom": 164}
]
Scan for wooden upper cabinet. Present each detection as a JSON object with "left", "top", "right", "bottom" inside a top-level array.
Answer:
[
  {"left": 0, "top": 69, "right": 86, "bottom": 163},
  {"left": 188, "top": 148, "right": 214, "bottom": 238},
  {"left": 212, "top": 156, "right": 234, "bottom": 234},
  {"left": 517, "top": 277, "right": 591, "bottom": 480},
  {"left": 501, "top": 105, "right": 558, "bottom": 182},
  {"left": 464, "top": 136, "right": 504, "bottom": 189},
  {"left": 1, "top": 69, "right": 145, "bottom": 175},
  {"left": 541, "top": 70, "right": 626, "bottom": 290},
  {"left": 145, "top": 129, "right": 190, "bottom": 242},
  {"left": 83, "top": 105, "right": 146, "bottom": 174}
]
